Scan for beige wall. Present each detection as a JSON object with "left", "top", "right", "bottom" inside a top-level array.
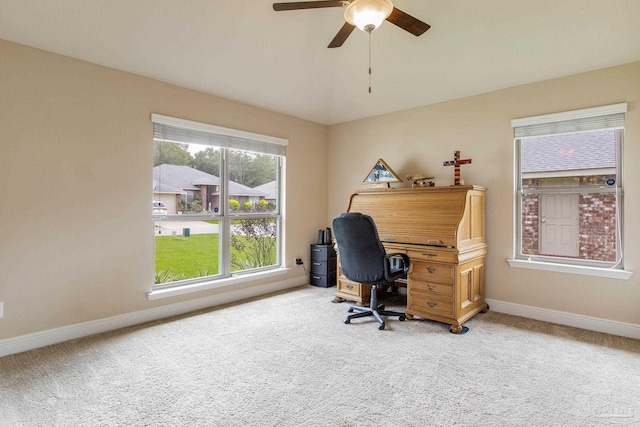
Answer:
[
  {"left": 2, "top": 36, "right": 639, "bottom": 342},
  {"left": 0, "top": 39, "right": 327, "bottom": 340},
  {"left": 328, "top": 61, "right": 640, "bottom": 325}
]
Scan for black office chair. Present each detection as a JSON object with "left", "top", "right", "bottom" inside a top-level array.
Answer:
[{"left": 332, "top": 212, "right": 410, "bottom": 330}]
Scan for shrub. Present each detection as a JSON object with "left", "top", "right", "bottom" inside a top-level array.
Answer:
[
  {"left": 189, "top": 196, "right": 202, "bottom": 213},
  {"left": 243, "top": 201, "right": 253, "bottom": 211},
  {"left": 257, "top": 199, "right": 270, "bottom": 211},
  {"left": 230, "top": 218, "right": 276, "bottom": 271},
  {"left": 229, "top": 199, "right": 239, "bottom": 212}
]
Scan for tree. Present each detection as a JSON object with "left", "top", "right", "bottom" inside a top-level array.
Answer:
[
  {"left": 154, "top": 141, "right": 191, "bottom": 166},
  {"left": 228, "top": 151, "right": 252, "bottom": 185},
  {"left": 245, "top": 154, "right": 277, "bottom": 187},
  {"left": 191, "top": 147, "right": 220, "bottom": 176},
  {"left": 155, "top": 142, "right": 277, "bottom": 189},
  {"left": 228, "top": 150, "right": 276, "bottom": 187}
]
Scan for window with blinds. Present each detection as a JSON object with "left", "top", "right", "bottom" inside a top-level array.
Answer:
[
  {"left": 151, "top": 114, "right": 287, "bottom": 288},
  {"left": 512, "top": 103, "right": 626, "bottom": 269}
]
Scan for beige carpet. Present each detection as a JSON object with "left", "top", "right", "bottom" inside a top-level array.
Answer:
[{"left": 2, "top": 285, "right": 640, "bottom": 426}]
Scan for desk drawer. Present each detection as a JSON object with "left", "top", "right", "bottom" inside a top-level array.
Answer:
[
  {"left": 407, "top": 250, "right": 456, "bottom": 264},
  {"left": 337, "top": 278, "right": 359, "bottom": 297},
  {"left": 410, "top": 279, "right": 453, "bottom": 297},
  {"left": 410, "top": 261, "right": 454, "bottom": 284},
  {"left": 408, "top": 291, "right": 454, "bottom": 318}
]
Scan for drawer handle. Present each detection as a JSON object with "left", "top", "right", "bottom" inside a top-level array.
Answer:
[
  {"left": 312, "top": 262, "right": 321, "bottom": 266},
  {"left": 423, "top": 253, "right": 437, "bottom": 258},
  {"left": 426, "top": 283, "right": 436, "bottom": 291},
  {"left": 427, "top": 266, "right": 436, "bottom": 274},
  {"left": 312, "top": 275, "right": 320, "bottom": 280},
  {"left": 427, "top": 301, "right": 437, "bottom": 308},
  {"left": 346, "top": 284, "right": 353, "bottom": 290},
  {"left": 312, "top": 249, "right": 321, "bottom": 252}
]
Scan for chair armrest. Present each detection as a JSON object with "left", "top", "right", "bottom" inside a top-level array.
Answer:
[{"left": 384, "top": 253, "right": 410, "bottom": 282}]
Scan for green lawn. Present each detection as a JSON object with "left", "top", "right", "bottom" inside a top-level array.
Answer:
[
  {"left": 154, "top": 232, "right": 276, "bottom": 283},
  {"left": 155, "top": 234, "right": 219, "bottom": 282}
]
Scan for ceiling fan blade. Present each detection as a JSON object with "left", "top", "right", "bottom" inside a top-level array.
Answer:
[
  {"left": 328, "top": 22, "right": 355, "bottom": 48},
  {"left": 273, "top": 1, "right": 346, "bottom": 11},
  {"left": 386, "top": 7, "right": 430, "bottom": 36}
]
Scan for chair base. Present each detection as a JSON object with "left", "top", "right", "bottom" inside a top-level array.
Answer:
[{"left": 343, "top": 285, "right": 405, "bottom": 330}]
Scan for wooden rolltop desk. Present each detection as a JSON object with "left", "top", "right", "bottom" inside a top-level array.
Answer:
[{"left": 334, "top": 185, "right": 488, "bottom": 333}]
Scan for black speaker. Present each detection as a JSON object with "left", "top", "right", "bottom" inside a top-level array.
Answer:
[{"left": 325, "top": 227, "right": 332, "bottom": 244}]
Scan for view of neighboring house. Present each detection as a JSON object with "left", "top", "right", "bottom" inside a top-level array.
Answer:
[
  {"left": 253, "top": 180, "right": 277, "bottom": 204},
  {"left": 153, "top": 164, "right": 268, "bottom": 214},
  {"left": 521, "top": 129, "right": 618, "bottom": 261}
]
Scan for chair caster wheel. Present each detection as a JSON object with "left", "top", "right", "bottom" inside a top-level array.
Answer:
[
  {"left": 344, "top": 318, "right": 350, "bottom": 324},
  {"left": 378, "top": 323, "right": 385, "bottom": 330},
  {"left": 348, "top": 308, "right": 354, "bottom": 313},
  {"left": 399, "top": 315, "right": 406, "bottom": 321}
]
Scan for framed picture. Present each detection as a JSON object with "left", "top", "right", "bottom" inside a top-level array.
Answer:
[{"left": 363, "top": 159, "right": 402, "bottom": 186}]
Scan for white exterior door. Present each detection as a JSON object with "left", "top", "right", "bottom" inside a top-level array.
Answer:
[{"left": 540, "top": 194, "right": 579, "bottom": 257}]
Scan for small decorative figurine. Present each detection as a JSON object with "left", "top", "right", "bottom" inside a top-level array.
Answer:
[
  {"left": 443, "top": 151, "right": 472, "bottom": 185},
  {"left": 406, "top": 173, "right": 435, "bottom": 187}
]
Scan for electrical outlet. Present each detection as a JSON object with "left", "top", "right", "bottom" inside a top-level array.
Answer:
[
  {"left": 0, "top": 302, "right": 3, "bottom": 319},
  {"left": 295, "top": 258, "right": 303, "bottom": 265}
]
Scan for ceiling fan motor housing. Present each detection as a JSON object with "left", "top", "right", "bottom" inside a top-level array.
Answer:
[{"left": 344, "top": 0, "right": 393, "bottom": 31}]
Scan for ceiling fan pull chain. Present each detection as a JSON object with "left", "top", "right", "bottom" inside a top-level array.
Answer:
[{"left": 368, "top": 28, "right": 372, "bottom": 93}]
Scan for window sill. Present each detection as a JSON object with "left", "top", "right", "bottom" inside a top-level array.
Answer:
[
  {"left": 147, "top": 267, "right": 290, "bottom": 300},
  {"left": 507, "top": 259, "right": 632, "bottom": 280}
]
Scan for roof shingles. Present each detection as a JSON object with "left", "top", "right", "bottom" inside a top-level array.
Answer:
[
  {"left": 153, "top": 164, "right": 266, "bottom": 197},
  {"left": 521, "top": 129, "right": 617, "bottom": 173}
]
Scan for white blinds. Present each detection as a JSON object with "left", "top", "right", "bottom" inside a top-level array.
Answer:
[
  {"left": 151, "top": 114, "right": 287, "bottom": 156},
  {"left": 512, "top": 103, "right": 627, "bottom": 138}
]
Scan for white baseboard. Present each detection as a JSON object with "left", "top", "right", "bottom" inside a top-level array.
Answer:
[
  {"left": 486, "top": 298, "right": 640, "bottom": 339},
  {"left": 0, "top": 277, "right": 307, "bottom": 358}
]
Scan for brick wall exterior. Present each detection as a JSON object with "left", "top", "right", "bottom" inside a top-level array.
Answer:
[
  {"left": 522, "top": 194, "right": 539, "bottom": 255},
  {"left": 578, "top": 193, "right": 617, "bottom": 261},
  {"left": 521, "top": 176, "right": 617, "bottom": 261}
]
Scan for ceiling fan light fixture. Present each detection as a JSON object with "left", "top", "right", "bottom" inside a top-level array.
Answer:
[{"left": 344, "top": 0, "right": 393, "bottom": 32}]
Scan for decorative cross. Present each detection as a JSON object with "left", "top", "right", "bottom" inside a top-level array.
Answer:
[{"left": 443, "top": 151, "right": 472, "bottom": 185}]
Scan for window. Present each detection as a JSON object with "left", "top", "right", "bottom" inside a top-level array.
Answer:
[
  {"left": 151, "top": 114, "right": 287, "bottom": 290},
  {"left": 512, "top": 103, "right": 627, "bottom": 273}
]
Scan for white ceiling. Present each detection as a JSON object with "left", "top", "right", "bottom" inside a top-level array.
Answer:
[{"left": 1, "top": 0, "right": 639, "bottom": 125}]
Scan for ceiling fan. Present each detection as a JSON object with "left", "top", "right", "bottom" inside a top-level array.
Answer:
[{"left": 272, "top": 0, "right": 430, "bottom": 48}]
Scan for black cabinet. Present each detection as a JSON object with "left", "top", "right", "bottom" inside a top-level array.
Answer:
[{"left": 310, "top": 244, "right": 336, "bottom": 287}]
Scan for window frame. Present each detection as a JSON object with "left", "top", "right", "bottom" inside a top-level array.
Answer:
[
  {"left": 149, "top": 114, "right": 288, "bottom": 295},
  {"left": 509, "top": 103, "right": 632, "bottom": 279}
]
